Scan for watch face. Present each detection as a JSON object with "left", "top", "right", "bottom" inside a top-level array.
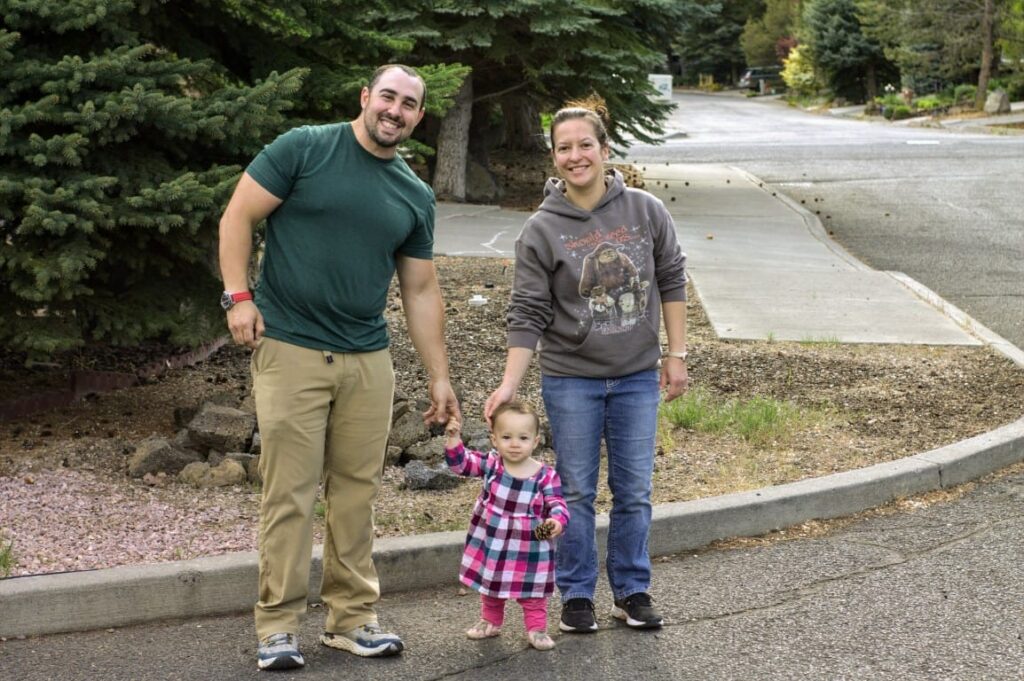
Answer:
[{"left": 220, "top": 291, "right": 233, "bottom": 310}]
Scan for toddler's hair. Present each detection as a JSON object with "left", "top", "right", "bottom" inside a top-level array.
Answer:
[{"left": 491, "top": 400, "right": 541, "bottom": 434}]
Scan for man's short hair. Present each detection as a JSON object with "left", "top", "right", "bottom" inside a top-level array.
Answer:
[{"left": 367, "top": 64, "right": 427, "bottom": 110}]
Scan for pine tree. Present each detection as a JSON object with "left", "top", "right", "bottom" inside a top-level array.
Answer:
[
  {"left": 0, "top": 1, "right": 465, "bottom": 356},
  {"left": 0, "top": 2, "right": 305, "bottom": 355},
  {"left": 390, "top": 0, "right": 682, "bottom": 200},
  {"left": 802, "top": 0, "right": 891, "bottom": 101},
  {"left": 673, "top": 0, "right": 766, "bottom": 86}
]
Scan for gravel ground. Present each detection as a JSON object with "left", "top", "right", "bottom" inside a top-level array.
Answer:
[{"left": 1, "top": 257, "right": 1023, "bottom": 579}]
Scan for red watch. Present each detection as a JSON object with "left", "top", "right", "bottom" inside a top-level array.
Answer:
[{"left": 220, "top": 290, "right": 253, "bottom": 310}]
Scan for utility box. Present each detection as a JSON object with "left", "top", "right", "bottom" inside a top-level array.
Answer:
[{"left": 648, "top": 74, "right": 673, "bottom": 100}]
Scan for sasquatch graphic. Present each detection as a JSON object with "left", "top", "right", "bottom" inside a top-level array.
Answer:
[
  {"left": 578, "top": 242, "right": 639, "bottom": 305},
  {"left": 588, "top": 285, "right": 616, "bottom": 320}
]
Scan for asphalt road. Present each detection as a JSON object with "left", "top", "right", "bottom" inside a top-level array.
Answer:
[
  {"left": 3, "top": 465, "right": 1023, "bottom": 680},
  {"left": 624, "top": 91, "right": 1024, "bottom": 349}
]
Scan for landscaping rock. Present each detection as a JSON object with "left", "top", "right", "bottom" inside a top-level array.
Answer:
[
  {"left": 402, "top": 460, "right": 462, "bottom": 491},
  {"left": 403, "top": 434, "right": 447, "bottom": 463},
  {"left": 984, "top": 89, "right": 1011, "bottom": 114},
  {"left": 178, "top": 458, "right": 247, "bottom": 488},
  {"left": 387, "top": 409, "right": 429, "bottom": 451},
  {"left": 186, "top": 402, "right": 256, "bottom": 454},
  {"left": 127, "top": 436, "right": 202, "bottom": 478}
]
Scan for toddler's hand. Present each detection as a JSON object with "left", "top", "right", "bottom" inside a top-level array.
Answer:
[
  {"left": 444, "top": 417, "right": 462, "bottom": 449},
  {"left": 534, "top": 519, "right": 563, "bottom": 540}
]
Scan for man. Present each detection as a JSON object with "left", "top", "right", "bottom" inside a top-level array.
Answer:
[{"left": 218, "top": 64, "right": 460, "bottom": 672}]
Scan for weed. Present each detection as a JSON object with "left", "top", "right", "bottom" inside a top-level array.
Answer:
[
  {"left": 314, "top": 501, "right": 326, "bottom": 519},
  {"left": 799, "top": 335, "right": 840, "bottom": 348},
  {"left": 0, "top": 534, "right": 13, "bottom": 578}
]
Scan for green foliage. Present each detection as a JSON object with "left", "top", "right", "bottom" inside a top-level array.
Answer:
[
  {"left": 781, "top": 44, "right": 824, "bottom": 94},
  {"left": 0, "top": 1, "right": 471, "bottom": 355},
  {"left": 858, "top": 0, "right": 1024, "bottom": 93},
  {"left": 0, "top": 533, "right": 13, "bottom": 578},
  {"left": 740, "top": 0, "right": 798, "bottom": 67},
  {"left": 954, "top": 83, "right": 978, "bottom": 104},
  {"left": 660, "top": 387, "right": 816, "bottom": 448},
  {"left": 802, "top": 0, "right": 892, "bottom": 101},
  {"left": 0, "top": 1, "right": 322, "bottom": 354},
  {"left": 673, "top": 0, "right": 766, "bottom": 85},
  {"left": 392, "top": 0, "right": 681, "bottom": 148}
]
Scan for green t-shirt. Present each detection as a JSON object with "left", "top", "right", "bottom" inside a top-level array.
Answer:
[{"left": 246, "top": 122, "right": 435, "bottom": 352}]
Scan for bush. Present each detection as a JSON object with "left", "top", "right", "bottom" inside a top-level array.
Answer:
[
  {"left": 889, "top": 105, "right": 914, "bottom": 120},
  {"left": 1004, "top": 74, "right": 1024, "bottom": 101},
  {"left": 953, "top": 84, "right": 977, "bottom": 105},
  {"left": 914, "top": 95, "right": 946, "bottom": 112}
]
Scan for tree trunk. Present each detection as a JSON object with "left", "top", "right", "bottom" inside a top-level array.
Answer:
[
  {"left": 433, "top": 75, "right": 473, "bottom": 202},
  {"left": 864, "top": 62, "right": 878, "bottom": 103},
  {"left": 975, "top": 0, "right": 995, "bottom": 110},
  {"left": 500, "top": 98, "right": 546, "bottom": 152}
]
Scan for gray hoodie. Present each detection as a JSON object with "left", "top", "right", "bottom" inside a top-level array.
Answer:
[{"left": 508, "top": 170, "right": 687, "bottom": 378}]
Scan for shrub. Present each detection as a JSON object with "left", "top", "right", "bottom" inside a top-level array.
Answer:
[
  {"left": 953, "top": 84, "right": 977, "bottom": 105},
  {"left": 889, "top": 105, "right": 914, "bottom": 120}
]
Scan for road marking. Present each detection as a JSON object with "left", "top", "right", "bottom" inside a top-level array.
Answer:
[{"left": 906, "top": 140, "right": 940, "bottom": 145}]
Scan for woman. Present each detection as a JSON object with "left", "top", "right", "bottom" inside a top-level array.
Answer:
[{"left": 484, "top": 97, "right": 689, "bottom": 633}]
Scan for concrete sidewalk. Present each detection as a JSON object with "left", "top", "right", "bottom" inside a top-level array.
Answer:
[{"left": 3, "top": 165, "right": 1023, "bottom": 639}]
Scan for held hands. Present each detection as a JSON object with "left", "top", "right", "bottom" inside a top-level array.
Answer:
[
  {"left": 227, "top": 301, "right": 264, "bottom": 349},
  {"left": 444, "top": 416, "right": 462, "bottom": 449},
  {"left": 424, "top": 378, "right": 462, "bottom": 428}
]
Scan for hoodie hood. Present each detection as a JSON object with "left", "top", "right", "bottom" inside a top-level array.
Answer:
[{"left": 538, "top": 169, "right": 627, "bottom": 219}]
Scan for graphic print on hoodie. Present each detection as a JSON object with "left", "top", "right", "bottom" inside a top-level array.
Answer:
[{"left": 507, "top": 170, "right": 688, "bottom": 379}]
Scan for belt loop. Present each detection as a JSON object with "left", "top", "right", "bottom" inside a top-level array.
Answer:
[{"left": 323, "top": 350, "right": 334, "bottom": 365}]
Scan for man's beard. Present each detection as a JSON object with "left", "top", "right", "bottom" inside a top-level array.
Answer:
[{"left": 365, "top": 114, "right": 407, "bottom": 148}]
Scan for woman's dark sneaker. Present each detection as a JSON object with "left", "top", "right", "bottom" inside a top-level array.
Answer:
[
  {"left": 611, "top": 592, "right": 663, "bottom": 629},
  {"left": 559, "top": 598, "right": 599, "bottom": 633}
]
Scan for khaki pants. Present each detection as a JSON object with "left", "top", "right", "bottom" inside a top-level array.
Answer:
[{"left": 251, "top": 337, "right": 394, "bottom": 639}]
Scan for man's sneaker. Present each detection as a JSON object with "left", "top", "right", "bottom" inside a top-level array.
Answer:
[
  {"left": 559, "top": 598, "right": 598, "bottom": 633},
  {"left": 611, "top": 592, "right": 663, "bottom": 629},
  {"left": 320, "top": 623, "right": 404, "bottom": 657},
  {"left": 257, "top": 632, "right": 304, "bottom": 671}
]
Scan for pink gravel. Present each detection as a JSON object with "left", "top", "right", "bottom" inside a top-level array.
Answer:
[{"left": 0, "top": 469, "right": 267, "bottom": 577}]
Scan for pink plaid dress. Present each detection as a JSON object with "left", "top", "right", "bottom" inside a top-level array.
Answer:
[{"left": 445, "top": 444, "right": 569, "bottom": 599}]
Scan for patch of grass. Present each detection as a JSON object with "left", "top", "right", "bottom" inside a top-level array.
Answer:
[
  {"left": 799, "top": 335, "right": 841, "bottom": 347},
  {"left": 660, "top": 388, "right": 820, "bottom": 448},
  {"left": 314, "top": 500, "right": 326, "bottom": 519},
  {"left": 765, "top": 331, "right": 776, "bottom": 343},
  {"left": 1, "top": 534, "right": 16, "bottom": 578}
]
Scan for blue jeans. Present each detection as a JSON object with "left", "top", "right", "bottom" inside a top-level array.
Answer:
[{"left": 542, "top": 369, "right": 660, "bottom": 602}]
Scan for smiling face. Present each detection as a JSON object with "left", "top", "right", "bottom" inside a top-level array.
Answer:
[
  {"left": 355, "top": 67, "right": 426, "bottom": 158},
  {"left": 551, "top": 118, "right": 610, "bottom": 195},
  {"left": 490, "top": 411, "right": 541, "bottom": 467}
]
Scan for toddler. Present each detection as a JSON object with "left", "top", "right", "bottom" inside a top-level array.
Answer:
[{"left": 444, "top": 401, "right": 569, "bottom": 650}]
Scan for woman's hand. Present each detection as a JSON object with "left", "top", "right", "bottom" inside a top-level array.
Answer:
[
  {"left": 484, "top": 382, "right": 517, "bottom": 425},
  {"left": 660, "top": 356, "right": 689, "bottom": 402}
]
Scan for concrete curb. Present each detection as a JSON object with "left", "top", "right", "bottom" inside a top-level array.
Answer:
[{"left": 3, "top": 417, "right": 1022, "bottom": 639}]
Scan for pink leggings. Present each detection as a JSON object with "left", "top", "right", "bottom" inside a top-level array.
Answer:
[{"left": 481, "top": 594, "right": 548, "bottom": 632}]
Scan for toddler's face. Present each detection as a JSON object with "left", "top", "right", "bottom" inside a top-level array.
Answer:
[{"left": 490, "top": 412, "right": 541, "bottom": 466}]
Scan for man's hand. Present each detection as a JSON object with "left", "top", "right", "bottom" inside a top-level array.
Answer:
[
  {"left": 660, "top": 357, "right": 689, "bottom": 402},
  {"left": 227, "top": 300, "right": 265, "bottom": 349},
  {"left": 423, "top": 378, "right": 461, "bottom": 426}
]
